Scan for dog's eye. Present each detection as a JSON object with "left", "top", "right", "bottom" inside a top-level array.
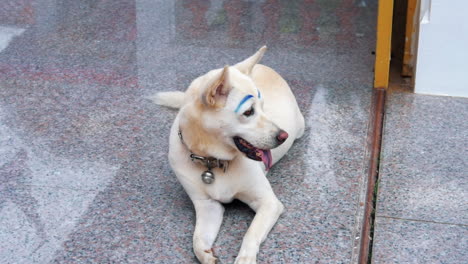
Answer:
[{"left": 243, "top": 107, "right": 255, "bottom": 117}]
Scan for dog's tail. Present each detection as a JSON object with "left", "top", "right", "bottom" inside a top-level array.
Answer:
[{"left": 148, "top": 91, "right": 185, "bottom": 109}]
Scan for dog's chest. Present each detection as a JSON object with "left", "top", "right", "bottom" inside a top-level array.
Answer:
[{"left": 203, "top": 176, "right": 236, "bottom": 203}]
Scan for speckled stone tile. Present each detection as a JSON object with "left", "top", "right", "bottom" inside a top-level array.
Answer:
[
  {"left": 372, "top": 217, "right": 468, "bottom": 264},
  {"left": 377, "top": 92, "right": 468, "bottom": 225},
  {"left": 0, "top": 0, "right": 378, "bottom": 263},
  {"left": 50, "top": 184, "right": 198, "bottom": 264},
  {"left": 0, "top": 185, "right": 98, "bottom": 264}
]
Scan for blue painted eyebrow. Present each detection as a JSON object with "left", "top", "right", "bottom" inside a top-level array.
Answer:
[
  {"left": 235, "top": 95, "right": 254, "bottom": 113},
  {"left": 257, "top": 89, "right": 261, "bottom": 99}
]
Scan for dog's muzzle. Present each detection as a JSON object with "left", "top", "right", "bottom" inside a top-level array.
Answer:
[{"left": 233, "top": 131, "right": 288, "bottom": 171}]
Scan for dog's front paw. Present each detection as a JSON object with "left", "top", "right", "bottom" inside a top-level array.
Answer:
[
  {"left": 234, "top": 255, "right": 257, "bottom": 264},
  {"left": 195, "top": 248, "right": 218, "bottom": 264}
]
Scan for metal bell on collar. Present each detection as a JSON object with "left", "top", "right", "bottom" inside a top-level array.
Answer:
[{"left": 201, "top": 170, "right": 215, "bottom": 184}]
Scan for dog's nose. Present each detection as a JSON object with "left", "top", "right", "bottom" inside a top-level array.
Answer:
[{"left": 276, "top": 130, "right": 289, "bottom": 144}]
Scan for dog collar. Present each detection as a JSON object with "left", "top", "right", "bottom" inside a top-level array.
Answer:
[{"left": 178, "top": 130, "right": 229, "bottom": 184}]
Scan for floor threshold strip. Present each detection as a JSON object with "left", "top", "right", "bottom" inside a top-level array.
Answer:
[{"left": 358, "top": 88, "right": 386, "bottom": 264}]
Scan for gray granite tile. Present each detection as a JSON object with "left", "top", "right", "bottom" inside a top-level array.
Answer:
[
  {"left": 372, "top": 217, "right": 468, "bottom": 264},
  {"left": 0, "top": 0, "right": 378, "bottom": 263},
  {"left": 0, "top": 111, "right": 118, "bottom": 192},
  {"left": 377, "top": 92, "right": 468, "bottom": 225},
  {"left": 51, "top": 184, "right": 197, "bottom": 264},
  {"left": 0, "top": 185, "right": 98, "bottom": 264}
]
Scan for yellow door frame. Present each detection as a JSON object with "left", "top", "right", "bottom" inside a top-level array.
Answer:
[{"left": 374, "top": 0, "right": 394, "bottom": 89}]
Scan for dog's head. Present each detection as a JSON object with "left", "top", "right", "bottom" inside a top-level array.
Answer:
[{"left": 179, "top": 46, "right": 288, "bottom": 170}]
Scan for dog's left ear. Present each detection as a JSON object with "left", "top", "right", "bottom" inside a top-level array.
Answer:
[
  {"left": 204, "top": 65, "right": 230, "bottom": 108},
  {"left": 234, "top": 46, "right": 267, "bottom": 75}
]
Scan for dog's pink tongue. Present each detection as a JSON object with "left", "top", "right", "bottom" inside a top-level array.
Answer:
[{"left": 261, "top": 150, "right": 273, "bottom": 171}]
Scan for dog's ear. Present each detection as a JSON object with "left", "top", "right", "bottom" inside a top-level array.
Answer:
[
  {"left": 234, "top": 46, "right": 267, "bottom": 75},
  {"left": 203, "top": 65, "right": 230, "bottom": 108}
]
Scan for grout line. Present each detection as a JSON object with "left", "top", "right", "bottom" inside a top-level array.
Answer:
[
  {"left": 17, "top": 183, "right": 99, "bottom": 193},
  {"left": 358, "top": 88, "right": 386, "bottom": 264},
  {"left": 16, "top": 183, "right": 139, "bottom": 195},
  {"left": 377, "top": 215, "right": 468, "bottom": 227}
]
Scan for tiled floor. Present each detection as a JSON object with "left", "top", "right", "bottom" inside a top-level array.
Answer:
[
  {"left": 1, "top": 0, "right": 378, "bottom": 263},
  {"left": 372, "top": 217, "right": 467, "bottom": 264},
  {"left": 372, "top": 91, "right": 468, "bottom": 263}
]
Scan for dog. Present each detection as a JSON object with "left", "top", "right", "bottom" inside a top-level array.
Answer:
[{"left": 154, "top": 46, "right": 305, "bottom": 264}]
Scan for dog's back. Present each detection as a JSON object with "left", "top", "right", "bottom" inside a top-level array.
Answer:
[{"left": 251, "top": 64, "right": 305, "bottom": 140}]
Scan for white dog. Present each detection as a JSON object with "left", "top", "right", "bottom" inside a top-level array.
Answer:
[{"left": 154, "top": 46, "right": 305, "bottom": 264}]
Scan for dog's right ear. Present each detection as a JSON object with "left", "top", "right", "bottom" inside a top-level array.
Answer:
[
  {"left": 234, "top": 46, "right": 267, "bottom": 75},
  {"left": 203, "top": 66, "right": 230, "bottom": 108}
]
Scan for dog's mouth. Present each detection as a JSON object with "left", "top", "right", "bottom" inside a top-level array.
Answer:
[{"left": 233, "top": 136, "right": 273, "bottom": 171}]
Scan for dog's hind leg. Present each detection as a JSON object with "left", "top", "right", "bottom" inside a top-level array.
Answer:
[{"left": 193, "top": 199, "right": 225, "bottom": 264}]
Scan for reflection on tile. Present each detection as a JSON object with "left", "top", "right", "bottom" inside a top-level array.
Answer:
[
  {"left": 372, "top": 217, "right": 468, "bottom": 264},
  {"left": 52, "top": 183, "right": 197, "bottom": 263},
  {"left": 0, "top": 26, "right": 25, "bottom": 52},
  {"left": 0, "top": 108, "right": 117, "bottom": 192},
  {"left": 377, "top": 92, "right": 468, "bottom": 225},
  {"left": 0, "top": 186, "right": 98, "bottom": 264}
]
